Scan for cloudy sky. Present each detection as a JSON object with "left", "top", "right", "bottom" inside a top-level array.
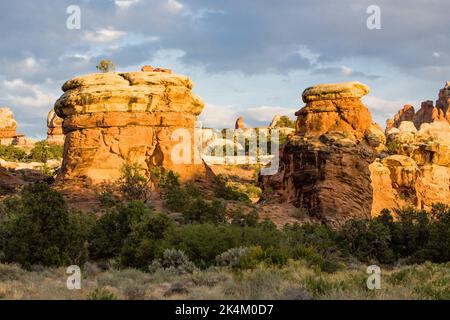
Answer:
[{"left": 0, "top": 0, "right": 449, "bottom": 138}]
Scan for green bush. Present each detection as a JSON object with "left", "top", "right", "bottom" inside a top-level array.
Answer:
[
  {"left": 0, "top": 183, "right": 95, "bottom": 268},
  {"left": 87, "top": 287, "right": 117, "bottom": 300},
  {"left": 119, "top": 164, "right": 150, "bottom": 201},
  {"left": 89, "top": 200, "right": 174, "bottom": 269},
  {"left": 29, "top": 141, "right": 63, "bottom": 162},
  {"left": 0, "top": 145, "right": 27, "bottom": 161},
  {"left": 339, "top": 219, "right": 395, "bottom": 264},
  {"left": 183, "top": 198, "right": 226, "bottom": 224},
  {"left": 213, "top": 174, "right": 250, "bottom": 202}
]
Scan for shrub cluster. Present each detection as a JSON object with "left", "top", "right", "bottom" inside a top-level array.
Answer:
[
  {"left": 0, "top": 141, "right": 63, "bottom": 163},
  {"left": 0, "top": 181, "right": 449, "bottom": 272}
]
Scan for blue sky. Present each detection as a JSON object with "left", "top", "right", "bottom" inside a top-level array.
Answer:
[{"left": 0, "top": 0, "right": 449, "bottom": 138}]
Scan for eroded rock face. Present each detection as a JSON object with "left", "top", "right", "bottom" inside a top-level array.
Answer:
[
  {"left": 0, "top": 108, "right": 17, "bottom": 141},
  {"left": 371, "top": 120, "right": 450, "bottom": 214},
  {"left": 47, "top": 109, "right": 64, "bottom": 145},
  {"left": 386, "top": 82, "right": 450, "bottom": 130},
  {"left": 261, "top": 82, "right": 378, "bottom": 226},
  {"left": 54, "top": 71, "right": 206, "bottom": 184}
]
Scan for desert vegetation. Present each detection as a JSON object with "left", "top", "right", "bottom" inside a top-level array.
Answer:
[{"left": 0, "top": 167, "right": 448, "bottom": 299}]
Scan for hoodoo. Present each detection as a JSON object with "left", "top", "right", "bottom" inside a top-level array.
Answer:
[
  {"left": 54, "top": 70, "right": 206, "bottom": 184},
  {"left": 261, "top": 82, "right": 383, "bottom": 225}
]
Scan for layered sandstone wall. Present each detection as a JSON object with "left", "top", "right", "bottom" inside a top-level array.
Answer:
[
  {"left": 54, "top": 71, "right": 206, "bottom": 184},
  {"left": 371, "top": 120, "right": 450, "bottom": 214}
]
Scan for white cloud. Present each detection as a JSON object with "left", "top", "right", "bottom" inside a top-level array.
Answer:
[
  {"left": 199, "top": 104, "right": 238, "bottom": 129},
  {"left": 433, "top": 52, "right": 440, "bottom": 58},
  {"left": 167, "top": 0, "right": 183, "bottom": 13},
  {"left": 83, "top": 28, "right": 127, "bottom": 43},
  {"left": 115, "top": 0, "right": 141, "bottom": 9},
  {"left": 339, "top": 65, "right": 353, "bottom": 76},
  {"left": 24, "top": 57, "right": 37, "bottom": 69},
  {"left": 1, "top": 79, "right": 56, "bottom": 108},
  {"left": 241, "top": 106, "right": 297, "bottom": 124}
]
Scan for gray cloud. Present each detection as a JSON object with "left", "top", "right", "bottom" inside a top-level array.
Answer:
[{"left": 0, "top": 0, "right": 449, "bottom": 136}]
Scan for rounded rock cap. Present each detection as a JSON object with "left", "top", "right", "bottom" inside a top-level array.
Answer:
[{"left": 302, "top": 81, "right": 370, "bottom": 103}]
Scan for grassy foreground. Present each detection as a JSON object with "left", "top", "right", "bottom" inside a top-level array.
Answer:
[{"left": 0, "top": 261, "right": 448, "bottom": 300}]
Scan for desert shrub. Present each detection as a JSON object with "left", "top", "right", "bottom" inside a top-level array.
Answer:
[
  {"left": 338, "top": 219, "right": 395, "bottom": 264},
  {"left": 291, "top": 245, "right": 340, "bottom": 273},
  {"left": 89, "top": 200, "right": 174, "bottom": 269},
  {"left": 148, "top": 249, "right": 196, "bottom": 275},
  {"left": 0, "top": 183, "right": 95, "bottom": 268},
  {"left": 152, "top": 169, "right": 191, "bottom": 212},
  {"left": 162, "top": 222, "right": 284, "bottom": 268},
  {"left": 384, "top": 207, "right": 430, "bottom": 260},
  {"left": 216, "top": 247, "right": 252, "bottom": 268},
  {"left": 274, "top": 115, "right": 295, "bottom": 128},
  {"left": 385, "top": 140, "right": 401, "bottom": 155},
  {"left": 283, "top": 223, "right": 339, "bottom": 256},
  {"left": 119, "top": 164, "right": 149, "bottom": 201},
  {"left": 230, "top": 210, "right": 258, "bottom": 227},
  {"left": 87, "top": 287, "right": 117, "bottom": 300},
  {"left": 99, "top": 183, "right": 119, "bottom": 208},
  {"left": 183, "top": 198, "right": 226, "bottom": 224},
  {"left": 88, "top": 203, "right": 133, "bottom": 260},
  {"left": 162, "top": 224, "right": 239, "bottom": 268},
  {"left": 213, "top": 174, "right": 250, "bottom": 202},
  {"left": 0, "top": 145, "right": 27, "bottom": 161},
  {"left": 419, "top": 205, "right": 450, "bottom": 262},
  {"left": 96, "top": 59, "right": 115, "bottom": 73},
  {"left": 29, "top": 141, "right": 63, "bottom": 162}
]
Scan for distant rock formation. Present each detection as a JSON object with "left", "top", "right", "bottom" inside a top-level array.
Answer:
[
  {"left": 235, "top": 116, "right": 245, "bottom": 129},
  {"left": 0, "top": 107, "right": 17, "bottom": 144},
  {"left": 46, "top": 109, "right": 64, "bottom": 145},
  {"left": 141, "top": 65, "right": 173, "bottom": 74},
  {"left": 386, "top": 104, "right": 415, "bottom": 132},
  {"left": 269, "top": 115, "right": 282, "bottom": 128},
  {"left": 387, "top": 82, "right": 450, "bottom": 130},
  {"left": 54, "top": 70, "right": 206, "bottom": 184},
  {"left": 371, "top": 120, "right": 450, "bottom": 214},
  {"left": 261, "top": 82, "right": 381, "bottom": 226}
]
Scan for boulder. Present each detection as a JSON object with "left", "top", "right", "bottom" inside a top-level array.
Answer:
[
  {"left": 301, "top": 81, "right": 370, "bottom": 102},
  {"left": 296, "top": 82, "right": 372, "bottom": 140},
  {"left": 54, "top": 71, "right": 206, "bottom": 184}
]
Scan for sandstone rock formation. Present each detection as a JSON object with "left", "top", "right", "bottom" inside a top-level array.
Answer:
[
  {"left": 269, "top": 115, "right": 282, "bottom": 128},
  {"left": 386, "top": 82, "right": 450, "bottom": 130},
  {"left": 235, "top": 116, "right": 245, "bottom": 129},
  {"left": 386, "top": 104, "right": 415, "bottom": 132},
  {"left": 0, "top": 107, "right": 17, "bottom": 144},
  {"left": 261, "top": 82, "right": 379, "bottom": 226},
  {"left": 295, "top": 82, "right": 373, "bottom": 140},
  {"left": 141, "top": 65, "right": 173, "bottom": 74},
  {"left": 54, "top": 71, "right": 206, "bottom": 184},
  {"left": 46, "top": 109, "right": 65, "bottom": 145},
  {"left": 371, "top": 120, "right": 450, "bottom": 213}
]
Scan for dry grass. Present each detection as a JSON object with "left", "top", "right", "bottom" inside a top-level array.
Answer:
[{"left": 0, "top": 261, "right": 448, "bottom": 300}]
